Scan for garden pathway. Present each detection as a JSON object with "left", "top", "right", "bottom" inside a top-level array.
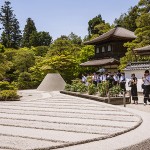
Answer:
[{"left": 0, "top": 90, "right": 142, "bottom": 150}]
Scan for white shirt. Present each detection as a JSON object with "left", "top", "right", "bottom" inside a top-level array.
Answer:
[
  {"left": 82, "top": 76, "right": 87, "bottom": 82},
  {"left": 100, "top": 75, "right": 106, "bottom": 81},
  {"left": 120, "top": 75, "right": 126, "bottom": 83},
  {"left": 143, "top": 75, "right": 150, "bottom": 85},
  {"left": 113, "top": 75, "right": 119, "bottom": 81}
]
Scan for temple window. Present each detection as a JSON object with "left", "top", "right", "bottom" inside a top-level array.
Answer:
[
  {"left": 108, "top": 45, "right": 111, "bottom": 51},
  {"left": 96, "top": 47, "right": 100, "bottom": 53},
  {"left": 102, "top": 46, "right": 105, "bottom": 52}
]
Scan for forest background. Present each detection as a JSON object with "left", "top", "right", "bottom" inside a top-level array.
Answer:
[{"left": 0, "top": 0, "right": 150, "bottom": 89}]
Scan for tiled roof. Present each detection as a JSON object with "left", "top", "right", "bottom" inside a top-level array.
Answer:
[
  {"left": 80, "top": 58, "right": 119, "bottom": 66},
  {"left": 84, "top": 27, "right": 136, "bottom": 45},
  {"left": 124, "top": 61, "right": 150, "bottom": 70},
  {"left": 134, "top": 45, "right": 150, "bottom": 55}
]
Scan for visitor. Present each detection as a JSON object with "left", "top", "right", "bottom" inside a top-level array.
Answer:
[
  {"left": 81, "top": 74, "right": 87, "bottom": 84},
  {"left": 113, "top": 72, "right": 119, "bottom": 85},
  {"left": 142, "top": 70, "right": 150, "bottom": 106},
  {"left": 130, "top": 73, "right": 138, "bottom": 104},
  {"left": 100, "top": 73, "right": 106, "bottom": 82},
  {"left": 119, "top": 72, "right": 126, "bottom": 93},
  {"left": 117, "top": 70, "right": 121, "bottom": 79},
  {"left": 106, "top": 73, "right": 115, "bottom": 89},
  {"left": 92, "top": 73, "right": 98, "bottom": 86}
]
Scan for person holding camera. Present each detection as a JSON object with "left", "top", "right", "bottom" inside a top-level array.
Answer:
[{"left": 142, "top": 70, "right": 150, "bottom": 106}]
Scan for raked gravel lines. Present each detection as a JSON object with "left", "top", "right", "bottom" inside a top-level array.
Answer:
[{"left": 0, "top": 90, "right": 142, "bottom": 150}]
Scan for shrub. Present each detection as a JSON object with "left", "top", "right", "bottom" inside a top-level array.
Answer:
[
  {"left": 0, "top": 90, "right": 20, "bottom": 101},
  {"left": 109, "top": 85, "right": 122, "bottom": 97},
  {"left": 17, "top": 72, "right": 32, "bottom": 89},
  {"left": 98, "top": 81, "right": 109, "bottom": 97},
  {"left": 76, "top": 83, "right": 88, "bottom": 93},
  {"left": 0, "top": 81, "right": 17, "bottom": 90},
  {"left": 88, "top": 84, "right": 97, "bottom": 95},
  {"left": 65, "top": 84, "right": 71, "bottom": 91},
  {"left": 70, "top": 84, "right": 78, "bottom": 92}
]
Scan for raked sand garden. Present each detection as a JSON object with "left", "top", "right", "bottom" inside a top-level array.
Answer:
[{"left": 0, "top": 90, "right": 142, "bottom": 150}]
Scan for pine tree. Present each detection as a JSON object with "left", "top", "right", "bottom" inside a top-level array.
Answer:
[
  {"left": 21, "top": 18, "right": 37, "bottom": 47},
  {"left": 0, "top": 1, "right": 21, "bottom": 48}
]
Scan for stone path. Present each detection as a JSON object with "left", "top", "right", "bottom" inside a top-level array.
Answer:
[{"left": 0, "top": 90, "right": 142, "bottom": 150}]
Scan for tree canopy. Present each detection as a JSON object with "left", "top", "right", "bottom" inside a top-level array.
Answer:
[
  {"left": 0, "top": 1, "right": 21, "bottom": 48},
  {"left": 0, "top": 0, "right": 149, "bottom": 89}
]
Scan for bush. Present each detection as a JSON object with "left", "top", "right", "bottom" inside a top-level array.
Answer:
[
  {"left": 17, "top": 72, "right": 32, "bottom": 89},
  {"left": 98, "top": 81, "right": 109, "bottom": 97},
  {"left": 109, "top": 85, "right": 122, "bottom": 97},
  {"left": 0, "top": 90, "right": 20, "bottom": 101},
  {"left": 70, "top": 84, "right": 78, "bottom": 92},
  {"left": 88, "top": 84, "right": 97, "bottom": 95},
  {"left": 77, "top": 83, "right": 88, "bottom": 93},
  {"left": 0, "top": 81, "right": 17, "bottom": 90},
  {"left": 65, "top": 84, "right": 71, "bottom": 91}
]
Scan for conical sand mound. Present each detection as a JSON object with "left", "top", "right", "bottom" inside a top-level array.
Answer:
[{"left": 37, "top": 73, "right": 66, "bottom": 91}]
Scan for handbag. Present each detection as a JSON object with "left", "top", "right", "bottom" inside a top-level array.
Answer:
[
  {"left": 141, "top": 83, "right": 145, "bottom": 89},
  {"left": 128, "top": 81, "right": 132, "bottom": 87}
]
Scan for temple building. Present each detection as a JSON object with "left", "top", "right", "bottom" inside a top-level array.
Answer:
[{"left": 80, "top": 26, "right": 136, "bottom": 71}]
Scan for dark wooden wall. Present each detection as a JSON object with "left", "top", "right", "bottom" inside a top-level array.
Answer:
[{"left": 94, "top": 41, "right": 127, "bottom": 59}]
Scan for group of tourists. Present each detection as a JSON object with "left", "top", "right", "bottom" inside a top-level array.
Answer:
[
  {"left": 81, "top": 70, "right": 126, "bottom": 91},
  {"left": 82, "top": 69, "right": 150, "bottom": 106},
  {"left": 128, "top": 70, "right": 150, "bottom": 105}
]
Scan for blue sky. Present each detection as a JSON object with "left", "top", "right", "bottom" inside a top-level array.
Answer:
[{"left": 0, "top": 0, "right": 139, "bottom": 40}]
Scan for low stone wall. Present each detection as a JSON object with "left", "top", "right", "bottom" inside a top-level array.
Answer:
[{"left": 60, "top": 91, "right": 131, "bottom": 105}]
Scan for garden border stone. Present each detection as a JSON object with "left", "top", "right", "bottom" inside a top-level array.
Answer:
[{"left": 60, "top": 91, "right": 131, "bottom": 105}]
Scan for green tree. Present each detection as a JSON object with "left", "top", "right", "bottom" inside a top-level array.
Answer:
[
  {"left": 31, "top": 36, "right": 81, "bottom": 83},
  {"left": 33, "top": 46, "right": 49, "bottom": 57},
  {"left": 30, "top": 31, "right": 52, "bottom": 46},
  {"left": 0, "top": 1, "right": 22, "bottom": 48},
  {"left": 13, "top": 48, "right": 35, "bottom": 73},
  {"left": 87, "top": 14, "right": 112, "bottom": 39},
  {"left": 88, "top": 14, "right": 105, "bottom": 35},
  {"left": 21, "top": 18, "right": 37, "bottom": 47},
  {"left": 94, "top": 23, "right": 112, "bottom": 36},
  {"left": 68, "top": 32, "right": 82, "bottom": 45},
  {"left": 134, "top": 0, "right": 150, "bottom": 46},
  {"left": 114, "top": 6, "right": 139, "bottom": 32},
  {"left": 0, "top": 44, "right": 11, "bottom": 80},
  {"left": 119, "top": 0, "right": 150, "bottom": 70}
]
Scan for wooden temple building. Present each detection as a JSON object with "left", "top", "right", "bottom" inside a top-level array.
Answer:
[{"left": 80, "top": 26, "right": 136, "bottom": 71}]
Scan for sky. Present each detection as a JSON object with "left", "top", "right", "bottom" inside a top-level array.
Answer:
[{"left": 0, "top": 0, "right": 139, "bottom": 40}]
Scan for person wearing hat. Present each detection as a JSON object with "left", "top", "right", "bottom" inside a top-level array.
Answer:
[{"left": 142, "top": 70, "right": 150, "bottom": 105}]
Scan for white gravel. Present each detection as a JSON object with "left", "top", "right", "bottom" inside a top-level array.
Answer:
[{"left": 0, "top": 90, "right": 142, "bottom": 150}]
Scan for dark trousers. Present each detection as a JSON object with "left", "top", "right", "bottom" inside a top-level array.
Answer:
[
  {"left": 144, "top": 85, "right": 150, "bottom": 103},
  {"left": 131, "top": 85, "right": 138, "bottom": 101},
  {"left": 120, "top": 82, "right": 126, "bottom": 92}
]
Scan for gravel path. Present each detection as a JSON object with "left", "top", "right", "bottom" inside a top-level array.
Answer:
[{"left": 0, "top": 90, "right": 142, "bottom": 150}]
